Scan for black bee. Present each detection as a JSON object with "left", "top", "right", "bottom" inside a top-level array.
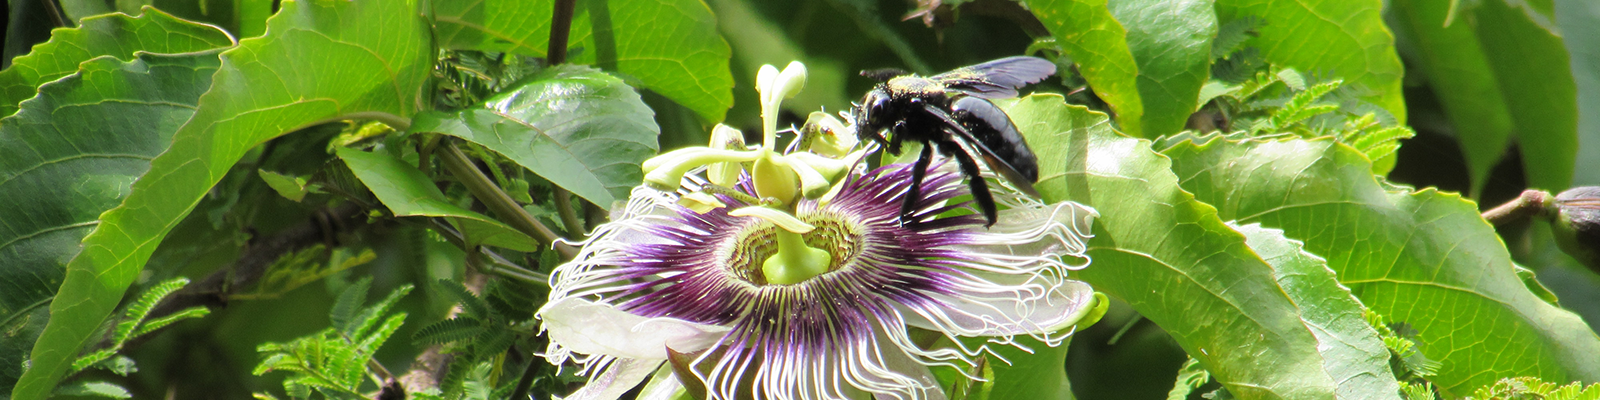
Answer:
[{"left": 853, "top": 56, "right": 1054, "bottom": 227}]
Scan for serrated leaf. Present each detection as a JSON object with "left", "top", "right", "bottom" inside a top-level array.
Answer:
[
  {"left": 434, "top": 0, "right": 733, "bottom": 123},
  {"left": 412, "top": 64, "right": 659, "bottom": 207},
  {"left": 335, "top": 147, "right": 541, "bottom": 252},
  {"left": 1107, "top": 0, "right": 1218, "bottom": 137},
  {"left": 14, "top": 0, "right": 433, "bottom": 397},
  {"left": 1004, "top": 94, "right": 1400, "bottom": 399},
  {"left": 1161, "top": 137, "right": 1600, "bottom": 395},
  {"left": 1021, "top": 0, "right": 1145, "bottom": 136},
  {"left": 1390, "top": 0, "right": 1513, "bottom": 194},
  {"left": 0, "top": 7, "right": 235, "bottom": 117},
  {"left": 0, "top": 50, "right": 221, "bottom": 398},
  {"left": 1212, "top": 0, "right": 1406, "bottom": 123},
  {"left": 1230, "top": 223, "right": 1400, "bottom": 399}
]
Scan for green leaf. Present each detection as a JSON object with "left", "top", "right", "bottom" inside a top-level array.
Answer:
[
  {"left": 984, "top": 337, "right": 1075, "bottom": 400},
  {"left": 257, "top": 170, "right": 312, "bottom": 202},
  {"left": 350, "top": 285, "right": 413, "bottom": 342},
  {"left": 434, "top": 0, "right": 733, "bottom": 123},
  {"left": 53, "top": 381, "right": 131, "bottom": 399},
  {"left": 1389, "top": 0, "right": 1513, "bottom": 194},
  {"left": 412, "top": 317, "right": 488, "bottom": 346},
  {"left": 336, "top": 147, "right": 540, "bottom": 252},
  {"left": 0, "top": 50, "right": 221, "bottom": 398},
  {"left": 1161, "top": 137, "right": 1600, "bottom": 395},
  {"left": 329, "top": 277, "right": 373, "bottom": 334},
  {"left": 0, "top": 7, "right": 235, "bottom": 117},
  {"left": 1471, "top": 0, "right": 1578, "bottom": 191},
  {"left": 1107, "top": 0, "right": 1218, "bottom": 137},
  {"left": 112, "top": 277, "right": 189, "bottom": 345},
  {"left": 1212, "top": 0, "right": 1407, "bottom": 123},
  {"left": 1021, "top": 0, "right": 1146, "bottom": 136},
  {"left": 1561, "top": 0, "right": 1600, "bottom": 187},
  {"left": 1230, "top": 223, "right": 1400, "bottom": 399},
  {"left": 1005, "top": 94, "right": 1396, "bottom": 399},
  {"left": 13, "top": 0, "right": 433, "bottom": 397},
  {"left": 1168, "top": 358, "right": 1211, "bottom": 400},
  {"left": 412, "top": 64, "right": 660, "bottom": 207}
]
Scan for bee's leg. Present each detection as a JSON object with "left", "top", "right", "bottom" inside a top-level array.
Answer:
[
  {"left": 888, "top": 121, "right": 907, "bottom": 154},
  {"left": 936, "top": 138, "right": 998, "bottom": 228},
  {"left": 900, "top": 142, "right": 936, "bottom": 225}
]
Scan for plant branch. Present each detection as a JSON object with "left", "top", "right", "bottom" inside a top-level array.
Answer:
[
  {"left": 1482, "top": 189, "right": 1555, "bottom": 226},
  {"left": 548, "top": 0, "right": 578, "bottom": 65},
  {"left": 437, "top": 140, "right": 575, "bottom": 259}
]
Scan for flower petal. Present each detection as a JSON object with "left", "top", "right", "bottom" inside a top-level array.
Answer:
[
  {"left": 540, "top": 298, "right": 731, "bottom": 360},
  {"left": 562, "top": 358, "right": 663, "bottom": 400}
]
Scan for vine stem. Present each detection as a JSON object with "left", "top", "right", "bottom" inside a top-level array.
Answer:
[
  {"left": 553, "top": 188, "right": 585, "bottom": 239},
  {"left": 1482, "top": 189, "right": 1555, "bottom": 226},
  {"left": 548, "top": 0, "right": 577, "bottom": 65},
  {"left": 438, "top": 140, "right": 577, "bottom": 259}
]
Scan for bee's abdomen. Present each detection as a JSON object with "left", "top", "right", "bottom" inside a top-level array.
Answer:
[{"left": 951, "top": 97, "right": 1039, "bottom": 182}]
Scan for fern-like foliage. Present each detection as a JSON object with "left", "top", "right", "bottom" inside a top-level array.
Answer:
[
  {"left": 53, "top": 278, "right": 210, "bottom": 398},
  {"left": 253, "top": 280, "right": 413, "bottom": 400},
  {"left": 411, "top": 279, "right": 547, "bottom": 399},
  {"left": 1166, "top": 357, "right": 1211, "bottom": 400},
  {"left": 1467, "top": 377, "right": 1600, "bottom": 400}
]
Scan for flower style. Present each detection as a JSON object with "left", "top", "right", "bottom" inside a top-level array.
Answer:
[{"left": 538, "top": 162, "right": 1099, "bottom": 400}]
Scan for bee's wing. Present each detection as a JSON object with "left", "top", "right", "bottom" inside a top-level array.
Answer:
[
  {"left": 924, "top": 105, "right": 1042, "bottom": 198},
  {"left": 932, "top": 56, "right": 1057, "bottom": 99}
]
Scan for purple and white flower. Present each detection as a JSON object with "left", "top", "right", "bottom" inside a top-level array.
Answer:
[{"left": 538, "top": 160, "right": 1098, "bottom": 400}]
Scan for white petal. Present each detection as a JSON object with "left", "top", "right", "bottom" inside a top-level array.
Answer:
[
  {"left": 540, "top": 298, "right": 730, "bottom": 360},
  {"left": 564, "top": 358, "right": 663, "bottom": 400}
]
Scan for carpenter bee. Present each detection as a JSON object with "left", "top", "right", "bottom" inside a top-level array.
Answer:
[{"left": 853, "top": 56, "right": 1053, "bottom": 227}]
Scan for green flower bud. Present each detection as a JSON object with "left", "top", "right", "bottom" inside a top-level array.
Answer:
[
  {"left": 1553, "top": 187, "right": 1600, "bottom": 273},
  {"left": 708, "top": 124, "right": 748, "bottom": 187}
]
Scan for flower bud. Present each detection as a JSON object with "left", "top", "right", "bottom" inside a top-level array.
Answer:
[{"left": 1553, "top": 186, "right": 1600, "bottom": 273}]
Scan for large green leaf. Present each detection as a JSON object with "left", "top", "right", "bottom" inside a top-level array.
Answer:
[
  {"left": 434, "top": 0, "right": 733, "bottom": 123},
  {"left": 1560, "top": 1, "right": 1600, "bottom": 187},
  {"left": 0, "top": 50, "right": 221, "bottom": 398},
  {"left": 1005, "top": 94, "right": 1397, "bottom": 399},
  {"left": 12, "top": 0, "right": 432, "bottom": 397},
  {"left": 1230, "top": 223, "right": 1398, "bottom": 400},
  {"left": 412, "top": 64, "right": 659, "bottom": 207},
  {"left": 1020, "top": 0, "right": 1145, "bottom": 136},
  {"left": 335, "top": 148, "right": 539, "bottom": 252},
  {"left": 1162, "top": 137, "right": 1600, "bottom": 395},
  {"left": 1212, "top": 0, "right": 1406, "bottom": 123},
  {"left": 1468, "top": 0, "right": 1578, "bottom": 191},
  {"left": 1106, "top": 0, "right": 1217, "bottom": 138},
  {"left": 0, "top": 7, "right": 234, "bottom": 117},
  {"left": 1561, "top": 0, "right": 1600, "bottom": 187},
  {"left": 1390, "top": 0, "right": 1514, "bottom": 195}
]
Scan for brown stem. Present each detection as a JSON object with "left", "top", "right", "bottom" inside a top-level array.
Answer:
[
  {"left": 1482, "top": 189, "right": 1556, "bottom": 226},
  {"left": 548, "top": 0, "right": 578, "bottom": 65}
]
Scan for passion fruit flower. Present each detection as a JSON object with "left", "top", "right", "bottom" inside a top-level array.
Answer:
[
  {"left": 535, "top": 60, "right": 1101, "bottom": 400},
  {"left": 538, "top": 161, "right": 1098, "bottom": 400}
]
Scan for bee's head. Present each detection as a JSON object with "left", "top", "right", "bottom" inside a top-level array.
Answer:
[{"left": 853, "top": 87, "right": 894, "bottom": 143}]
